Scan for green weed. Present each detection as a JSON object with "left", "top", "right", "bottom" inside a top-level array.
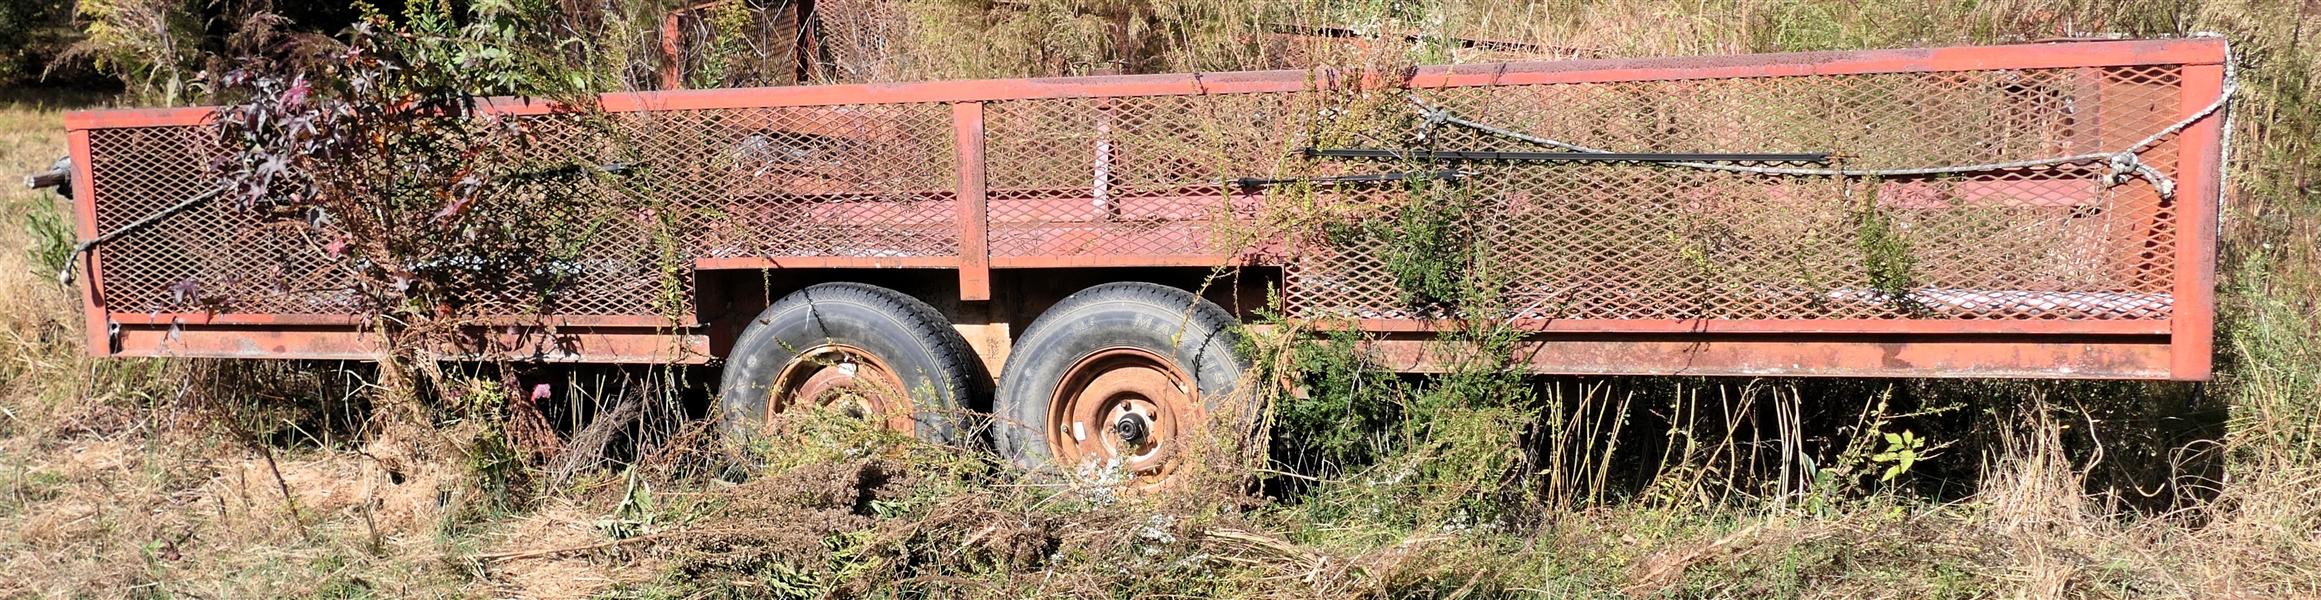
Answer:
[{"left": 20, "top": 195, "right": 70, "bottom": 276}]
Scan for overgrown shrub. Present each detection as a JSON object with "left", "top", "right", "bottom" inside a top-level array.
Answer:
[
  {"left": 55, "top": 0, "right": 207, "bottom": 105},
  {"left": 194, "top": 2, "right": 655, "bottom": 520}
]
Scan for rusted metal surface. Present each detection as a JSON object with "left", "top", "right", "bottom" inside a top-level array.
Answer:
[
  {"left": 68, "top": 39, "right": 2227, "bottom": 128},
  {"left": 696, "top": 256, "right": 955, "bottom": 269},
  {"left": 107, "top": 325, "right": 711, "bottom": 364},
  {"left": 62, "top": 39, "right": 2227, "bottom": 379},
  {"left": 769, "top": 343, "right": 919, "bottom": 431},
  {"left": 104, "top": 313, "right": 686, "bottom": 328},
  {"left": 1047, "top": 347, "right": 1204, "bottom": 489},
  {"left": 67, "top": 128, "right": 107, "bottom": 357},
  {"left": 2170, "top": 64, "right": 2226, "bottom": 381},
  {"left": 1341, "top": 319, "right": 2173, "bottom": 335},
  {"left": 1368, "top": 336, "right": 2175, "bottom": 379},
  {"left": 954, "top": 101, "right": 992, "bottom": 300}
]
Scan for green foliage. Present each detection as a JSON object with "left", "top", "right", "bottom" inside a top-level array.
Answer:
[
  {"left": 1873, "top": 430, "right": 1925, "bottom": 482},
  {"left": 1374, "top": 177, "right": 1480, "bottom": 310},
  {"left": 1261, "top": 318, "right": 1537, "bottom": 535},
  {"left": 0, "top": 0, "right": 76, "bottom": 85},
  {"left": 392, "top": 0, "right": 599, "bottom": 97},
  {"left": 209, "top": 3, "right": 634, "bottom": 323},
  {"left": 463, "top": 417, "right": 531, "bottom": 515},
  {"left": 1271, "top": 328, "right": 1399, "bottom": 474},
  {"left": 51, "top": 0, "right": 608, "bottom": 105},
  {"left": 1, "top": 470, "right": 69, "bottom": 518},
  {"left": 598, "top": 469, "right": 674, "bottom": 539},
  {"left": 20, "top": 197, "right": 71, "bottom": 276},
  {"left": 1852, "top": 178, "right": 1925, "bottom": 313},
  {"left": 17, "top": 0, "right": 2318, "bottom": 597},
  {"left": 57, "top": 0, "right": 204, "bottom": 105},
  {"left": 682, "top": 0, "right": 756, "bottom": 89}
]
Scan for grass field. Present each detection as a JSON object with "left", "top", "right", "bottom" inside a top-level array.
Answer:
[{"left": 3, "top": 1, "right": 2320, "bottom": 598}]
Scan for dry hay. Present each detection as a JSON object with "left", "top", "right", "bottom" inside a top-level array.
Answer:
[{"left": 481, "top": 504, "right": 656, "bottom": 599}]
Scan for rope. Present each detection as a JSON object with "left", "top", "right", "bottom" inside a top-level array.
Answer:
[
  {"left": 56, "top": 185, "right": 225, "bottom": 286},
  {"left": 2206, "top": 34, "right": 2240, "bottom": 222},
  {"left": 1406, "top": 53, "right": 2237, "bottom": 198}
]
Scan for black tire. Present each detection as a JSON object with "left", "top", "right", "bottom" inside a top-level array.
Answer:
[
  {"left": 718, "top": 282, "right": 985, "bottom": 444},
  {"left": 991, "top": 281, "right": 1250, "bottom": 476}
]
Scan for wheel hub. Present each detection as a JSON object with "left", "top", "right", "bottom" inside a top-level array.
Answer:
[
  {"left": 1114, "top": 412, "right": 1150, "bottom": 445},
  {"left": 1048, "top": 348, "right": 1201, "bottom": 488},
  {"left": 769, "top": 345, "right": 915, "bottom": 432}
]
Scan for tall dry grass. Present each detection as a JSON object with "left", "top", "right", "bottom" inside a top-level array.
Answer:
[
  {"left": 0, "top": 92, "right": 488, "bottom": 598},
  {"left": 3, "top": 0, "right": 2319, "bottom": 598},
  {"left": 624, "top": 0, "right": 2321, "bottom": 596}
]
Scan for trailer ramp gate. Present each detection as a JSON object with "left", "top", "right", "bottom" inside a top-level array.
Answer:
[{"left": 63, "top": 39, "right": 2227, "bottom": 380}]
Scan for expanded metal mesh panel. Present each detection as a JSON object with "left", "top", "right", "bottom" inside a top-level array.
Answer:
[
  {"left": 983, "top": 93, "right": 1309, "bottom": 257},
  {"left": 441, "top": 113, "right": 690, "bottom": 318},
  {"left": 1286, "top": 65, "right": 2186, "bottom": 322},
  {"left": 601, "top": 103, "right": 958, "bottom": 260},
  {"left": 80, "top": 56, "right": 2202, "bottom": 335},
  {"left": 85, "top": 126, "right": 362, "bottom": 315},
  {"left": 83, "top": 102, "right": 954, "bottom": 319},
  {"left": 86, "top": 125, "right": 684, "bottom": 319}
]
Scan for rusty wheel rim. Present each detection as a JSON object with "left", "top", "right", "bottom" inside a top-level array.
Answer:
[
  {"left": 768, "top": 344, "right": 916, "bottom": 432},
  {"left": 1046, "top": 347, "right": 1201, "bottom": 489}
]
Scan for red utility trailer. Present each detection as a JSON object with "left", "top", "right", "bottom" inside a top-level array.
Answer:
[{"left": 50, "top": 38, "right": 2229, "bottom": 484}]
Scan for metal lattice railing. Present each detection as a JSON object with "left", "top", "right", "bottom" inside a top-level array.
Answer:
[
  {"left": 1288, "top": 64, "right": 2188, "bottom": 322},
  {"left": 71, "top": 40, "right": 2224, "bottom": 351},
  {"left": 85, "top": 125, "right": 369, "bottom": 316},
  {"left": 982, "top": 93, "right": 1304, "bottom": 259}
]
